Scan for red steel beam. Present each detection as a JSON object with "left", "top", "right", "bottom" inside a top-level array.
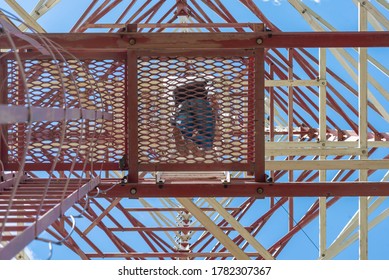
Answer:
[
  {"left": 123, "top": 207, "right": 240, "bottom": 211},
  {"left": 75, "top": 0, "right": 113, "bottom": 33},
  {"left": 99, "top": 180, "right": 389, "bottom": 198},
  {"left": 109, "top": 226, "right": 254, "bottom": 232},
  {"left": 1, "top": 32, "right": 388, "bottom": 51},
  {"left": 70, "top": 0, "right": 99, "bottom": 32},
  {"left": 108, "top": 1, "right": 138, "bottom": 33},
  {"left": 254, "top": 48, "right": 265, "bottom": 182},
  {"left": 90, "top": 22, "right": 261, "bottom": 29},
  {"left": 84, "top": 252, "right": 261, "bottom": 258},
  {"left": 126, "top": 50, "right": 139, "bottom": 182}
]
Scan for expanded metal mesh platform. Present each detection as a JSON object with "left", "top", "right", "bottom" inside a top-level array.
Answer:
[
  {"left": 4, "top": 56, "right": 126, "bottom": 170},
  {"left": 137, "top": 55, "right": 256, "bottom": 170},
  {"left": 3, "top": 52, "right": 263, "bottom": 175}
]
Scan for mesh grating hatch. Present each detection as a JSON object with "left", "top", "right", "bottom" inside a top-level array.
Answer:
[
  {"left": 4, "top": 54, "right": 259, "bottom": 172},
  {"left": 138, "top": 56, "right": 256, "bottom": 169}
]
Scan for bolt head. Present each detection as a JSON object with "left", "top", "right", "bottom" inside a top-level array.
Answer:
[
  {"left": 129, "top": 38, "right": 136, "bottom": 45},
  {"left": 256, "top": 38, "right": 263, "bottom": 45}
]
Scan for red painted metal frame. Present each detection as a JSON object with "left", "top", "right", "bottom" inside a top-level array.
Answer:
[
  {"left": 1, "top": 32, "right": 389, "bottom": 51},
  {"left": 127, "top": 50, "right": 139, "bottom": 182},
  {"left": 254, "top": 48, "right": 265, "bottom": 182},
  {"left": 1, "top": 6, "right": 388, "bottom": 259},
  {"left": 99, "top": 180, "right": 389, "bottom": 198},
  {"left": 133, "top": 48, "right": 262, "bottom": 175}
]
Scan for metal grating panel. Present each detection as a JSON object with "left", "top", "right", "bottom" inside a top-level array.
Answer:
[
  {"left": 6, "top": 58, "right": 126, "bottom": 169},
  {"left": 138, "top": 56, "right": 256, "bottom": 170}
]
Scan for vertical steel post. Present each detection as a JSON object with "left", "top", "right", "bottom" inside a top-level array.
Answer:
[
  {"left": 254, "top": 48, "right": 265, "bottom": 182},
  {"left": 269, "top": 64, "right": 275, "bottom": 207},
  {"left": 126, "top": 49, "right": 139, "bottom": 182},
  {"left": 358, "top": 1, "right": 368, "bottom": 260},
  {"left": 288, "top": 48, "right": 294, "bottom": 230},
  {"left": 319, "top": 48, "right": 327, "bottom": 258}
]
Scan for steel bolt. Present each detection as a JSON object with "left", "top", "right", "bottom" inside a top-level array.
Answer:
[
  {"left": 130, "top": 188, "right": 137, "bottom": 195},
  {"left": 129, "top": 38, "right": 136, "bottom": 45},
  {"left": 257, "top": 187, "right": 264, "bottom": 194},
  {"left": 256, "top": 38, "right": 263, "bottom": 45}
]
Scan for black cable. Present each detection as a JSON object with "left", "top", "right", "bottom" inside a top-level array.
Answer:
[{"left": 275, "top": 198, "right": 320, "bottom": 252}]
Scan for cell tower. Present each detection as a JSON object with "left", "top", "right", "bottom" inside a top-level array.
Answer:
[{"left": 0, "top": 0, "right": 388, "bottom": 260}]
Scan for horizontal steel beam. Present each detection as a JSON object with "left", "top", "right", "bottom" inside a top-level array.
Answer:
[
  {"left": 87, "top": 23, "right": 264, "bottom": 30},
  {"left": 108, "top": 226, "right": 253, "bottom": 231},
  {"left": 0, "top": 105, "right": 113, "bottom": 124},
  {"left": 5, "top": 159, "right": 388, "bottom": 172},
  {"left": 1, "top": 32, "right": 388, "bottom": 51},
  {"left": 265, "top": 79, "right": 326, "bottom": 87},
  {"left": 85, "top": 252, "right": 262, "bottom": 258},
  {"left": 98, "top": 180, "right": 389, "bottom": 198},
  {"left": 267, "top": 159, "right": 389, "bottom": 170}
]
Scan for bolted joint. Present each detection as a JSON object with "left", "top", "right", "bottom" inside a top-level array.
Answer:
[
  {"left": 257, "top": 187, "right": 264, "bottom": 194},
  {"left": 130, "top": 188, "right": 137, "bottom": 195},
  {"left": 129, "top": 38, "right": 136, "bottom": 45},
  {"left": 256, "top": 38, "right": 263, "bottom": 45}
]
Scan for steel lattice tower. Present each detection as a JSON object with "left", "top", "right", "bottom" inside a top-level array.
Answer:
[{"left": 0, "top": 0, "right": 388, "bottom": 260}]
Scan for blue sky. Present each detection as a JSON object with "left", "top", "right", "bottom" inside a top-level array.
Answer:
[
  {"left": 2, "top": 0, "right": 388, "bottom": 32},
  {"left": 1, "top": 0, "right": 388, "bottom": 260}
]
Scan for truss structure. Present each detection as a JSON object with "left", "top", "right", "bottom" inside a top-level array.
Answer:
[{"left": 0, "top": 0, "right": 388, "bottom": 260}]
